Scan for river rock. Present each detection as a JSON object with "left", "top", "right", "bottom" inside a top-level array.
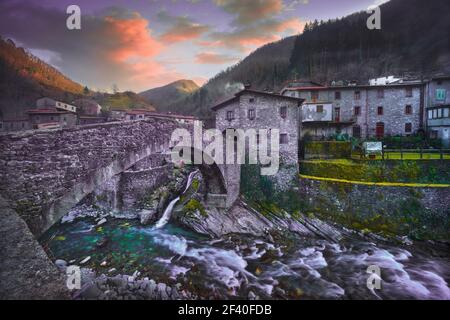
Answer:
[
  {"left": 97, "top": 218, "right": 107, "bottom": 226},
  {"left": 138, "top": 209, "right": 157, "bottom": 225},
  {"left": 80, "top": 256, "right": 91, "bottom": 264},
  {"left": 55, "top": 259, "right": 67, "bottom": 271},
  {"left": 96, "top": 238, "right": 109, "bottom": 248}
]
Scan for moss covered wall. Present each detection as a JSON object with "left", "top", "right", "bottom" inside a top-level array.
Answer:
[{"left": 298, "top": 177, "right": 450, "bottom": 240}]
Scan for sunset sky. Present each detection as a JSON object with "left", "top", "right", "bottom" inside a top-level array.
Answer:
[{"left": 0, "top": 0, "right": 388, "bottom": 92}]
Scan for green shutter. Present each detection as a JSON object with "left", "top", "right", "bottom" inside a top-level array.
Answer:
[{"left": 436, "top": 89, "right": 446, "bottom": 101}]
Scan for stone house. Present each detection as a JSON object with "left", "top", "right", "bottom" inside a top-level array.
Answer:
[
  {"left": 78, "top": 116, "right": 106, "bottom": 126},
  {"left": 125, "top": 110, "right": 146, "bottom": 121},
  {"left": 72, "top": 98, "right": 102, "bottom": 116},
  {"left": 36, "top": 97, "right": 77, "bottom": 113},
  {"left": 27, "top": 109, "right": 77, "bottom": 129},
  {"left": 212, "top": 86, "right": 303, "bottom": 177},
  {"left": 281, "top": 79, "right": 424, "bottom": 139},
  {"left": 0, "top": 118, "right": 31, "bottom": 131},
  {"left": 108, "top": 109, "right": 127, "bottom": 121},
  {"left": 146, "top": 112, "right": 199, "bottom": 125},
  {"left": 425, "top": 76, "right": 450, "bottom": 147}
]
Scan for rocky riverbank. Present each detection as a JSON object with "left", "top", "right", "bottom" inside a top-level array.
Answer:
[{"left": 39, "top": 166, "right": 450, "bottom": 300}]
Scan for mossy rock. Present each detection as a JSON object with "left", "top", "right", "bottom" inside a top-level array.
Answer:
[{"left": 183, "top": 199, "right": 208, "bottom": 218}]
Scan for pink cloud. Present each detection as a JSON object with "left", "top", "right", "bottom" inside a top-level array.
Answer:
[{"left": 103, "top": 14, "right": 164, "bottom": 62}]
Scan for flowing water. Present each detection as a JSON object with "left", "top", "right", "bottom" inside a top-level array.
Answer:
[
  {"left": 153, "top": 170, "right": 198, "bottom": 230},
  {"left": 40, "top": 171, "right": 450, "bottom": 300},
  {"left": 41, "top": 217, "right": 450, "bottom": 300}
]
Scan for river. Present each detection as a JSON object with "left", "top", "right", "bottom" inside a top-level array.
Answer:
[{"left": 41, "top": 214, "right": 450, "bottom": 300}]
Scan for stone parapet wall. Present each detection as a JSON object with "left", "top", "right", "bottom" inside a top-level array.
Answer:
[{"left": 0, "top": 196, "right": 69, "bottom": 299}]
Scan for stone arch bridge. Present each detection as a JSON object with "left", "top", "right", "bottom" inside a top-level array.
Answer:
[{"left": 0, "top": 118, "right": 239, "bottom": 237}]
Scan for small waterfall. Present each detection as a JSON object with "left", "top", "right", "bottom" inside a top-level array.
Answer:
[
  {"left": 153, "top": 170, "right": 199, "bottom": 229},
  {"left": 153, "top": 197, "right": 180, "bottom": 229},
  {"left": 112, "top": 181, "right": 119, "bottom": 212}
]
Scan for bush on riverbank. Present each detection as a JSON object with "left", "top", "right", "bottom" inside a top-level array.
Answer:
[{"left": 240, "top": 165, "right": 305, "bottom": 216}]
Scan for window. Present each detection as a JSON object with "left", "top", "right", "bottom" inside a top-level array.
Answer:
[
  {"left": 354, "top": 91, "right": 361, "bottom": 100},
  {"left": 280, "top": 106, "right": 287, "bottom": 118},
  {"left": 444, "top": 108, "right": 449, "bottom": 118},
  {"left": 405, "top": 87, "right": 413, "bottom": 97},
  {"left": 249, "top": 98, "right": 255, "bottom": 103},
  {"left": 377, "top": 106, "right": 383, "bottom": 115},
  {"left": 226, "top": 110, "right": 234, "bottom": 121},
  {"left": 433, "top": 109, "right": 438, "bottom": 118},
  {"left": 335, "top": 91, "right": 341, "bottom": 100},
  {"left": 352, "top": 125, "right": 361, "bottom": 138},
  {"left": 280, "top": 134, "right": 288, "bottom": 144},
  {"left": 50, "top": 116, "right": 54, "bottom": 121},
  {"left": 436, "top": 89, "right": 446, "bottom": 101},
  {"left": 405, "top": 123, "right": 412, "bottom": 133},
  {"left": 405, "top": 105, "right": 412, "bottom": 115},
  {"left": 354, "top": 106, "right": 361, "bottom": 116},
  {"left": 377, "top": 89, "right": 384, "bottom": 99},
  {"left": 316, "top": 105, "right": 324, "bottom": 113},
  {"left": 428, "top": 110, "right": 433, "bottom": 119},
  {"left": 311, "top": 91, "right": 319, "bottom": 101},
  {"left": 248, "top": 109, "right": 255, "bottom": 120}
]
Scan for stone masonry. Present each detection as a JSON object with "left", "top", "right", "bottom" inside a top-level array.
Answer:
[
  {"left": 0, "top": 119, "right": 180, "bottom": 236},
  {"left": 283, "top": 82, "right": 424, "bottom": 138},
  {"left": 213, "top": 88, "right": 303, "bottom": 192}
]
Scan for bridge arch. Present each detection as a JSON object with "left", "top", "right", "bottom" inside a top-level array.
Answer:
[{"left": 0, "top": 119, "right": 240, "bottom": 237}]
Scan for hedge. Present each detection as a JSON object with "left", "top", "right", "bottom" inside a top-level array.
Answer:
[
  {"left": 299, "top": 159, "right": 450, "bottom": 184},
  {"left": 304, "top": 141, "right": 352, "bottom": 159}
]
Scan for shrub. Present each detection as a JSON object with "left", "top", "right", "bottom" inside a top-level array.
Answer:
[{"left": 304, "top": 141, "right": 352, "bottom": 159}]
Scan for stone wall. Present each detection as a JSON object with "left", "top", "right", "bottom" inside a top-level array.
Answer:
[
  {"left": 0, "top": 119, "right": 180, "bottom": 236},
  {"left": 215, "top": 91, "right": 301, "bottom": 193},
  {"left": 120, "top": 165, "right": 173, "bottom": 211},
  {"left": 298, "top": 177, "right": 450, "bottom": 239},
  {"left": 0, "top": 196, "right": 69, "bottom": 299}
]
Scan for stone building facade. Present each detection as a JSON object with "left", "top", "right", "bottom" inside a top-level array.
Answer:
[
  {"left": 72, "top": 98, "right": 102, "bottom": 116},
  {"left": 425, "top": 76, "right": 450, "bottom": 147},
  {"left": 212, "top": 87, "right": 303, "bottom": 191},
  {"left": 27, "top": 109, "right": 77, "bottom": 129},
  {"left": 36, "top": 97, "right": 77, "bottom": 113},
  {"left": 282, "top": 80, "right": 424, "bottom": 139}
]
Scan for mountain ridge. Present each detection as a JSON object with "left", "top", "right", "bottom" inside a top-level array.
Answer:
[{"left": 139, "top": 79, "right": 199, "bottom": 112}]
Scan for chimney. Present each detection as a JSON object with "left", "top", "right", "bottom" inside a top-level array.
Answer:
[{"left": 244, "top": 82, "right": 251, "bottom": 89}]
